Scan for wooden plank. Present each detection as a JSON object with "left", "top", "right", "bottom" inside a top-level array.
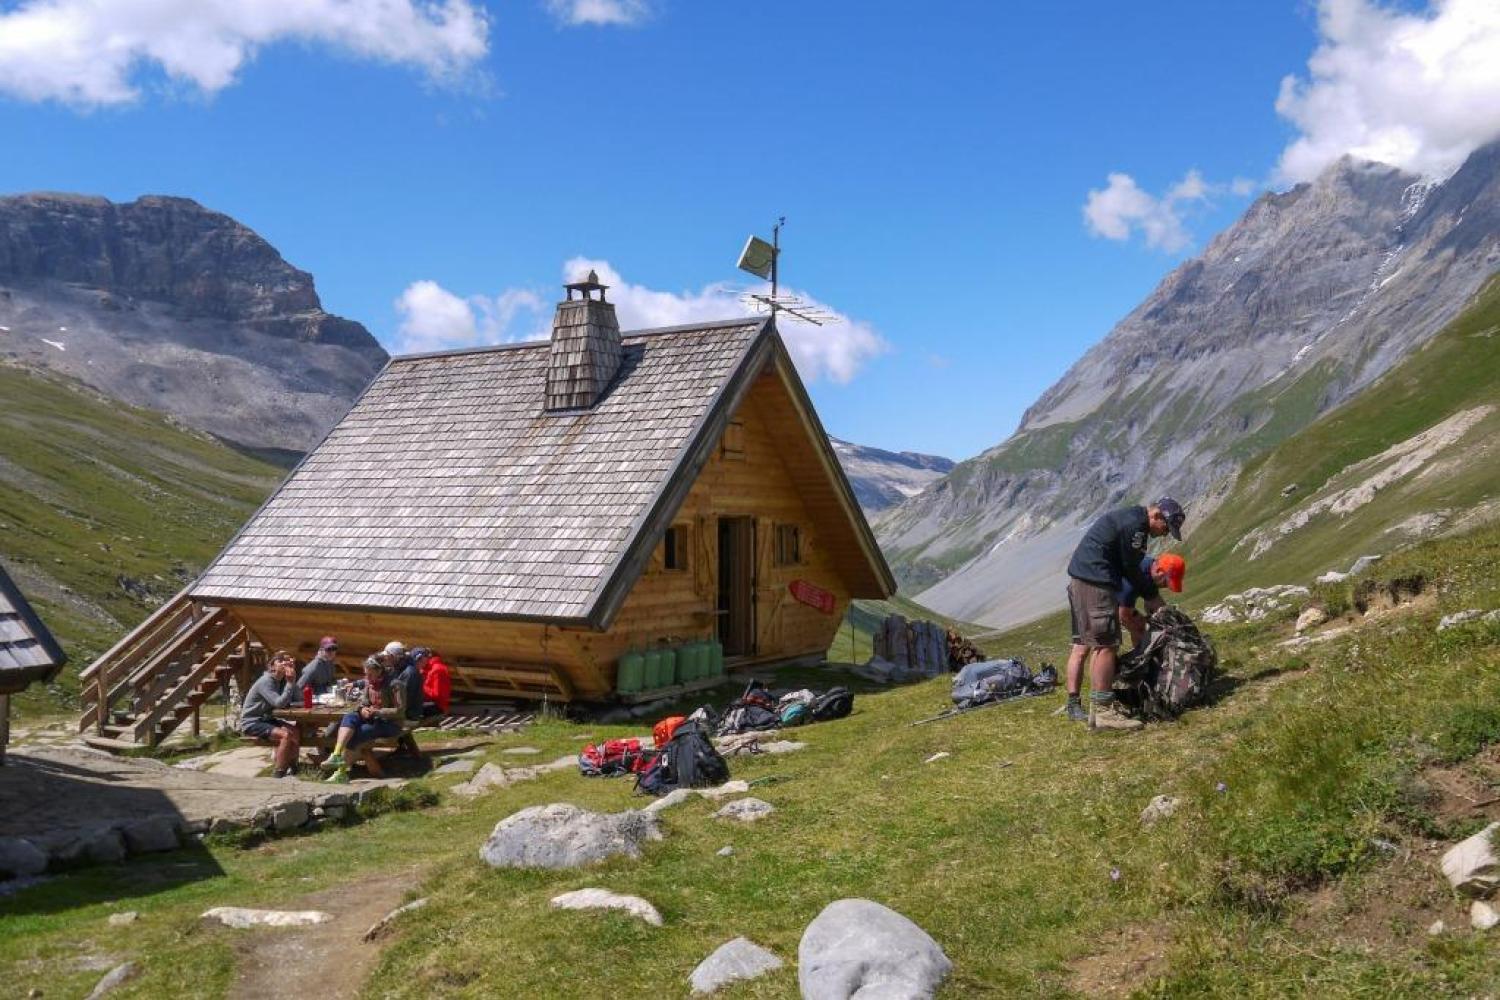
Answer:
[{"left": 134, "top": 625, "right": 248, "bottom": 744}]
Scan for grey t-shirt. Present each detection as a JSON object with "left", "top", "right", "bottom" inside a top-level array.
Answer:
[
  {"left": 241, "top": 671, "right": 297, "bottom": 726},
  {"left": 298, "top": 653, "right": 336, "bottom": 694}
]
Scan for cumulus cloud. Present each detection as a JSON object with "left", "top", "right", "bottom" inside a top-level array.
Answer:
[
  {"left": 545, "top": 0, "right": 651, "bottom": 27},
  {"left": 393, "top": 259, "right": 889, "bottom": 384},
  {"left": 1276, "top": 0, "right": 1500, "bottom": 182},
  {"left": 0, "top": 0, "right": 490, "bottom": 107},
  {"left": 1082, "top": 170, "right": 1215, "bottom": 252}
]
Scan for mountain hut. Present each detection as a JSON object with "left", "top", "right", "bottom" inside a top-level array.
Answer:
[{"left": 94, "top": 272, "right": 893, "bottom": 724}]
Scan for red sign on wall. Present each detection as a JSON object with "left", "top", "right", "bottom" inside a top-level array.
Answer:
[{"left": 789, "top": 579, "right": 836, "bottom": 614}]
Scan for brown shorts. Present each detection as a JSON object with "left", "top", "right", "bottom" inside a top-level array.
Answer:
[{"left": 1068, "top": 577, "right": 1120, "bottom": 649}]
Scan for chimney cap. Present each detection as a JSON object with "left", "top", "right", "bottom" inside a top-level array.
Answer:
[{"left": 564, "top": 269, "right": 609, "bottom": 302}]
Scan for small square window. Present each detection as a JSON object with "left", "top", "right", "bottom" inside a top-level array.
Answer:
[
  {"left": 774, "top": 524, "right": 802, "bottom": 566},
  {"left": 722, "top": 420, "right": 745, "bottom": 460},
  {"left": 663, "top": 525, "right": 689, "bottom": 571}
]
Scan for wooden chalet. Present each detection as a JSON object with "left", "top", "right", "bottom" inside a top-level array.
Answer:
[
  {"left": 80, "top": 272, "right": 893, "bottom": 743},
  {"left": 0, "top": 566, "right": 67, "bottom": 763}
]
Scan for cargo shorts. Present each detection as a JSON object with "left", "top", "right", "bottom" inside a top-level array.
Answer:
[{"left": 1067, "top": 576, "right": 1121, "bottom": 649}]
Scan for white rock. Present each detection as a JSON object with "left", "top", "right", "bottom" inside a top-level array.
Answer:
[
  {"left": 479, "top": 803, "right": 662, "bottom": 869},
  {"left": 1441, "top": 823, "right": 1500, "bottom": 896},
  {"left": 452, "top": 755, "right": 574, "bottom": 797},
  {"left": 690, "top": 936, "right": 784, "bottom": 994},
  {"left": 1438, "top": 610, "right": 1484, "bottom": 631},
  {"left": 363, "top": 897, "right": 429, "bottom": 942},
  {"left": 697, "top": 780, "right": 752, "bottom": 801},
  {"left": 643, "top": 788, "right": 695, "bottom": 814},
  {"left": 433, "top": 758, "right": 477, "bottom": 775},
  {"left": 717, "top": 846, "right": 734, "bottom": 857},
  {"left": 799, "top": 898, "right": 952, "bottom": 1000},
  {"left": 107, "top": 911, "right": 139, "bottom": 927},
  {"left": 1295, "top": 607, "right": 1329, "bottom": 633},
  {"left": 923, "top": 752, "right": 950, "bottom": 764},
  {"left": 550, "top": 888, "right": 663, "bottom": 926},
  {"left": 1348, "top": 555, "right": 1382, "bottom": 576},
  {"left": 0, "top": 837, "right": 48, "bottom": 878},
  {"left": 1471, "top": 900, "right": 1499, "bottom": 931},
  {"left": 715, "top": 798, "right": 775, "bottom": 823},
  {"left": 1315, "top": 571, "right": 1349, "bottom": 585},
  {"left": 269, "top": 801, "right": 309, "bottom": 832},
  {"left": 85, "top": 961, "right": 137, "bottom": 999},
  {"left": 201, "top": 907, "right": 333, "bottom": 929},
  {"left": 1484, "top": 610, "right": 1500, "bottom": 626},
  {"left": 1428, "top": 919, "right": 1446, "bottom": 936},
  {"left": 501, "top": 746, "right": 542, "bottom": 755},
  {"left": 1139, "top": 795, "right": 1180, "bottom": 826},
  {"left": 760, "top": 740, "right": 806, "bottom": 755}
]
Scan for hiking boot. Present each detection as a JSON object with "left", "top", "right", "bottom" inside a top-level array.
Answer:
[
  {"left": 319, "top": 752, "right": 344, "bottom": 774},
  {"left": 1064, "top": 700, "right": 1089, "bottom": 723},
  {"left": 324, "top": 766, "right": 350, "bottom": 784},
  {"left": 1089, "top": 702, "right": 1144, "bottom": 732}
]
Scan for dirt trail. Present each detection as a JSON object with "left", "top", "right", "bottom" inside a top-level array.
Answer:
[{"left": 227, "top": 868, "right": 423, "bottom": 1000}]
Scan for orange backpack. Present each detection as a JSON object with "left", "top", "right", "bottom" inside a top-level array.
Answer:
[{"left": 653, "top": 715, "right": 686, "bottom": 748}]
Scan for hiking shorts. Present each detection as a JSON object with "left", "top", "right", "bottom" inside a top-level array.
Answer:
[{"left": 1068, "top": 577, "right": 1120, "bottom": 649}]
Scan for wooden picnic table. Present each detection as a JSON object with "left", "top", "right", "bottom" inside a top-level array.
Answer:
[{"left": 272, "top": 705, "right": 354, "bottom": 752}]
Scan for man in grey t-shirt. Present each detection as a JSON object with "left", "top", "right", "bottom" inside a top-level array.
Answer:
[
  {"left": 240, "top": 652, "right": 302, "bottom": 777},
  {"left": 298, "top": 635, "right": 339, "bottom": 695}
]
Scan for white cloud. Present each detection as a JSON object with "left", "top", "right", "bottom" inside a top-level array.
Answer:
[
  {"left": 1082, "top": 170, "right": 1213, "bottom": 252},
  {"left": 0, "top": 0, "right": 489, "bottom": 107},
  {"left": 545, "top": 0, "right": 651, "bottom": 27},
  {"left": 1276, "top": 0, "right": 1500, "bottom": 182},
  {"left": 393, "top": 259, "right": 889, "bottom": 384}
]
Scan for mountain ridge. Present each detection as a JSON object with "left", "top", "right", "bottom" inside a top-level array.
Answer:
[
  {"left": 880, "top": 141, "right": 1500, "bottom": 628},
  {"left": 0, "top": 192, "right": 388, "bottom": 452}
]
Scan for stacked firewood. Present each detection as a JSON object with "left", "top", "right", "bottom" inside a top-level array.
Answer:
[{"left": 946, "top": 629, "right": 985, "bottom": 670}]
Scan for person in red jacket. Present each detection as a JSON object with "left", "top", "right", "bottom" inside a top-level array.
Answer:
[{"left": 418, "top": 648, "right": 452, "bottom": 716}]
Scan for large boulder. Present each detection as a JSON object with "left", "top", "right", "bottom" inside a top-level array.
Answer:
[
  {"left": 550, "top": 888, "right": 663, "bottom": 926},
  {"left": 690, "top": 937, "right": 784, "bottom": 994},
  {"left": 1441, "top": 823, "right": 1500, "bottom": 896},
  {"left": 202, "top": 907, "right": 332, "bottom": 928},
  {"left": 479, "top": 803, "right": 662, "bottom": 870},
  {"left": 120, "top": 816, "right": 180, "bottom": 854},
  {"left": 715, "top": 798, "right": 775, "bottom": 823},
  {"left": 798, "top": 898, "right": 952, "bottom": 1000}
]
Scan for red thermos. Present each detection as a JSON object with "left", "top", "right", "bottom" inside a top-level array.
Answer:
[{"left": 302, "top": 684, "right": 313, "bottom": 708}]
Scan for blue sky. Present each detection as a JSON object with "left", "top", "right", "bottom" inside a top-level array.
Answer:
[{"left": 4, "top": 0, "right": 1497, "bottom": 459}]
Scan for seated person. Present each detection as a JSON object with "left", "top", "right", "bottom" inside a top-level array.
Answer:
[
  {"left": 1118, "top": 552, "right": 1186, "bottom": 649},
  {"left": 421, "top": 648, "right": 453, "bottom": 717},
  {"left": 239, "top": 651, "right": 302, "bottom": 778},
  {"left": 322, "top": 656, "right": 406, "bottom": 782},
  {"left": 391, "top": 647, "right": 429, "bottom": 758},
  {"left": 297, "top": 635, "right": 339, "bottom": 696}
]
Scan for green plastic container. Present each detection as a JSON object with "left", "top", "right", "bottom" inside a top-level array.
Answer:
[
  {"left": 617, "top": 649, "right": 644, "bottom": 693},
  {"left": 680, "top": 641, "right": 700, "bottom": 683},
  {"left": 661, "top": 647, "right": 679, "bottom": 687},
  {"left": 643, "top": 648, "right": 663, "bottom": 689},
  {"left": 708, "top": 639, "right": 725, "bottom": 677}
]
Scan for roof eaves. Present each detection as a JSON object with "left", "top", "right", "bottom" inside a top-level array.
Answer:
[
  {"left": 0, "top": 566, "right": 66, "bottom": 674},
  {"left": 208, "top": 595, "right": 596, "bottom": 629},
  {"left": 583, "top": 316, "right": 776, "bottom": 630}
]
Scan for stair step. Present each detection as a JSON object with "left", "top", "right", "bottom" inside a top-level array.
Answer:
[{"left": 83, "top": 735, "right": 143, "bottom": 753}]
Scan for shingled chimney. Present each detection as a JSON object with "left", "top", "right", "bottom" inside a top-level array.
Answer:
[{"left": 545, "top": 270, "right": 622, "bottom": 411}]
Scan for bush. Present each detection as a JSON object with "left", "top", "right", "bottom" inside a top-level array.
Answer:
[{"left": 1431, "top": 705, "right": 1500, "bottom": 763}]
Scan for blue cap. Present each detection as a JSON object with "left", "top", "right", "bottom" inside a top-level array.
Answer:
[{"left": 1155, "top": 496, "right": 1186, "bottom": 540}]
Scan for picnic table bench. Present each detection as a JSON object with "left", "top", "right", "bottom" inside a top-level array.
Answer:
[{"left": 265, "top": 707, "right": 436, "bottom": 761}]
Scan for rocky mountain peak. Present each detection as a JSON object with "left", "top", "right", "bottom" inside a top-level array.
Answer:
[{"left": 0, "top": 193, "right": 388, "bottom": 453}]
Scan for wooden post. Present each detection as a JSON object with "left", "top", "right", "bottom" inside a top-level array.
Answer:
[
  {"left": 191, "top": 705, "right": 201, "bottom": 739},
  {"left": 0, "top": 694, "right": 9, "bottom": 766},
  {"left": 96, "top": 669, "right": 107, "bottom": 735}
]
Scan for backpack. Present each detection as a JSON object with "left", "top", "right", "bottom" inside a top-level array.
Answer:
[
  {"left": 717, "top": 703, "right": 781, "bottom": 736},
  {"left": 1114, "top": 606, "right": 1217, "bottom": 721},
  {"left": 810, "top": 686, "right": 854, "bottom": 721},
  {"left": 578, "top": 737, "right": 653, "bottom": 777},
  {"left": 738, "top": 679, "right": 777, "bottom": 712},
  {"left": 635, "top": 720, "right": 729, "bottom": 796},
  {"left": 780, "top": 702, "right": 811, "bottom": 727},
  {"left": 951, "top": 659, "right": 1032, "bottom": 706},
  {"left": 653, "top": 715, "right": 686, "bottom": 748}
]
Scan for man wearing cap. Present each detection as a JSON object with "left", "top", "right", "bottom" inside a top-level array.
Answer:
[
  {"left": 1061, "top": 496, "right": 1186, "bottom": 730},
  {"left": 1119, "top": 552, "right": 1186, "bottom": 649},
  {"left": 297, "top": 636, "right": 339, "bottom": 696}
]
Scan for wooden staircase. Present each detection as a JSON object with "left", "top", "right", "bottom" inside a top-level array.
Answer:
[{"left": 78, "top": 590, "right": 262, "bottom": 750}]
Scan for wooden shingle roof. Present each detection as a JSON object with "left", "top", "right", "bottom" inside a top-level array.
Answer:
[
  {"left": 0, "top": 567, "right": 67, "bottom": 694},
  {"left": 193, "top": 318, "right": 793, "bottom": 625}
]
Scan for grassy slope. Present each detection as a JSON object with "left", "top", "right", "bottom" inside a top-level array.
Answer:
[
  {"left": 0, "top": 365, "right": 282, "bottom": 712},
  {"left": 4, "top": 524, "right": 1498, "bottom": 998},
  {"left": 1185, "top": 274, "right": 1500, "bottom": 604}
]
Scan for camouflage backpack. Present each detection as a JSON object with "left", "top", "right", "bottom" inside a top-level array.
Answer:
[{"left": 1114, "top": 606, "right": 1217, "bottom": 721}]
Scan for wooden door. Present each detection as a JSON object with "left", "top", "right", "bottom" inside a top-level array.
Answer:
[{"left": 717, "top": 517, "right": 756, "bottom": 656}]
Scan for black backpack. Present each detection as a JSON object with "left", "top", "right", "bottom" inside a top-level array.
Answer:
[
  {"left": 635, "top": 720, "right": 729, "bottom": 796},
  {"left": 810, "top": 686, "right": 854, "bottom": 721}
]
